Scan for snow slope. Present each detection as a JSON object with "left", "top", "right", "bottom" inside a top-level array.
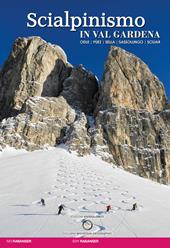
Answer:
[{"left": 0, "top": 146, "right": 170, "bottom": 237}]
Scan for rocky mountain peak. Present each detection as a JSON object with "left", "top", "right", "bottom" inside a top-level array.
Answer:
[
  {"left": 97, "top": 46, "right": 168, "bottom": 113},
  {"left": 0, "top": 36, "right": 70, "bottom": 119},
  {"left": 0, "top": 36, "right": 98, "bottom": 119}
]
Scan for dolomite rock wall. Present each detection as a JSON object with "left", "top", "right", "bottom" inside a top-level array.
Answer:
[
  {"left": 95, "top": 107, "right": 170, "bottom": 183},
  {"left": 95, "top": 46, "right": 170, "bottom": 184},
  {"left": 61, "top": 65, "right": 98, "bottom": 113},
  {"left": 0, "top": 37, "right": 71, "bottom": 119},
  {"left": 96, "top": 46, "right": 168, "bottom": 113}
]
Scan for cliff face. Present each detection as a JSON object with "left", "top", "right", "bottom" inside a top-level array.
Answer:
[
  {"left": 96, "top": 46, "right": 167, "bottom": 113},
  {"left": 95, "top": 107, "right": 170, "bottom": 183},
  {"left": 0, "top": 37, "right": 70, "bottom": 119},
  {"left": 95, "top": 46, "right": 170, "bottom": 184},
  {"left": 0, "top": 37, "right": 170, "bottom": 184}
]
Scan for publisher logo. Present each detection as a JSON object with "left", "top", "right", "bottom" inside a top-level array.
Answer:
[{"left": 82, "top": 219, "right": 93, "bottom": 230}]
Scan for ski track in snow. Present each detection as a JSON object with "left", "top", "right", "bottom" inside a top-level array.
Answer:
[{"left": 1, "top": 147, "right": 170, "bottom": 237}]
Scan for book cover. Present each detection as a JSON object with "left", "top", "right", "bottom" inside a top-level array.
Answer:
[{"left": 0, "top": 0, "right": 170, "bottom": 247}]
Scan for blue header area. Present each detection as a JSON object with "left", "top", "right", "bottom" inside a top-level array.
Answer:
[{"left": 0, "top": 0, "right": 170, "bottom": 99}]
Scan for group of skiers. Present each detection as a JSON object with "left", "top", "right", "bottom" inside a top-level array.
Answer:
[
  {"left": 106, "top": 203, "right": 138, "bottom": 212},
  {"left": 40, "top": 198, "right": 65, "bottom": 215},
  {"left": 39, "top": 199, "right": 138, "bottom": 214}
]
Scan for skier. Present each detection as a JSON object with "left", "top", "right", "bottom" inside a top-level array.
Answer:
[
  {"left": 58, "top": 204, "right": 65, "bottom": 215},
  {"left": 132, "top": 203, "right": 137, "bottom": 211},
  {"left": 40, "top": 198, "right": 45, "bottom": 206},
  {"left": 106, "top": 205, "right": 111, "bottom": 212}
]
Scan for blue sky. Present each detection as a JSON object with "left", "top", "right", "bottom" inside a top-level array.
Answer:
[{"left": 0, "top": 0, "right": 170, "bottom": 99}]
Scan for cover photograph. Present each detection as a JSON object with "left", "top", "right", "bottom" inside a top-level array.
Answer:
[{"left": 0, "top": 0, "right": 170, "bottom": 247}]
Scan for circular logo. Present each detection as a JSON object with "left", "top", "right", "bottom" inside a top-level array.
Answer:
[{"left": 82, "top": 219, "right": 93, "bottom": 230}]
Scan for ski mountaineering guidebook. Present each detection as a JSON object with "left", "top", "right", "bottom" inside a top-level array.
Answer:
[{"left": 0, "top": 0, "right": 170, "bottom": 247}]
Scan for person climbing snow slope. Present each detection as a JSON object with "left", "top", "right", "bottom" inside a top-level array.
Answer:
[{"left": 58, "top": 204, "right": 65, "bottom": 215}]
